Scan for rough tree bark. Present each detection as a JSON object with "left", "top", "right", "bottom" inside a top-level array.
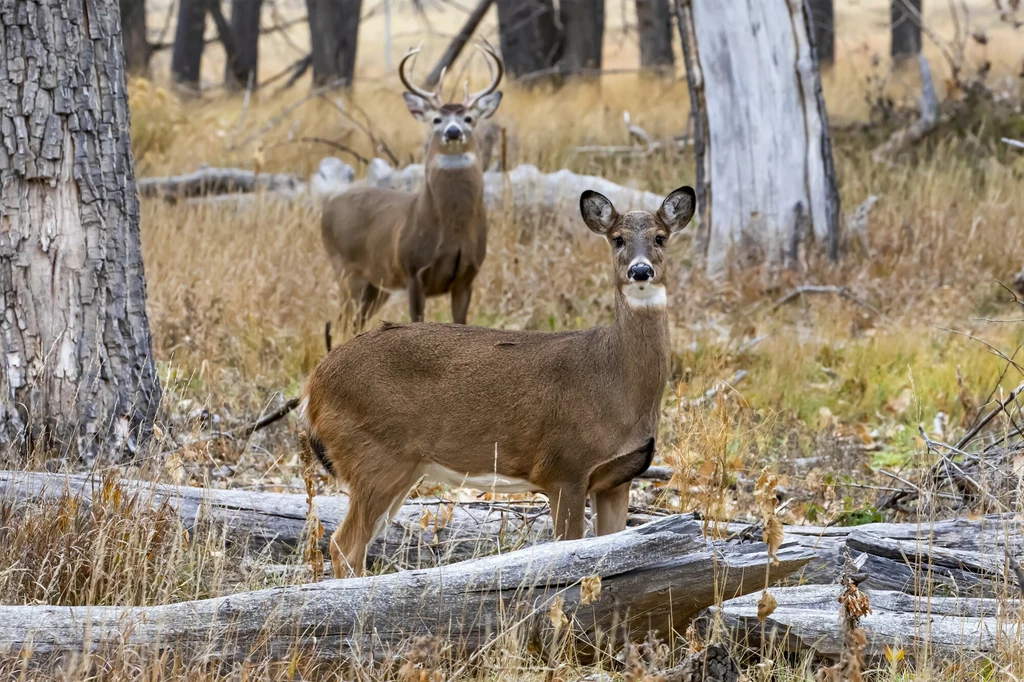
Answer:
[
  {"left": 806, "top": 0, "right": 834, "bottom": 65},
  {"left": 891, "top": 0, "right": 922, "bottom": 63},
  {"left": 224, "top": 0, "right": 262, "bottom": 88},
  {"left": 559, "top": 0, "right": 604, "bottom": 76},
  {"left": 171, "top": 0, "right": 207, "bottom": 90},
  {"left": 119, "top": 0, "right": 151, "bottom": 75},
  {"left": 0, "top": 0, "right": 162, "bottom": 463},
  {"left": 305, "top": 0, "right": 362, "bottom": 87},
  {"left": 636, "top": 0, "right": 674, "bottom": 74},
  {"left": 495, "top": 0, "right": 561, "bottom": 81},
  {"left": 677, "top": 0, "right": 841, "bottom": 277}
]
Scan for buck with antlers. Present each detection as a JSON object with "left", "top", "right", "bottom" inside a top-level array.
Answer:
[
  {"left": 301, "top": 185, "right": 697, "bottom": 577},
  {"left": 320, "top": 45, "right": 504, "bottom": 330}
]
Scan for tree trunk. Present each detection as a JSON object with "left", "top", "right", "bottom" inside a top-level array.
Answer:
[
  {"left": 171, "top": 0, "right": 208, "bottom": 90},
  {"left": 676, "top": 0, "right": 841, "bottom": 277},
  {"left": 806, "top": 0, "right": 834, "bottom": 65},
  {"left": 0, "top": 514, "right": 813, "bottom": 664},
  {"left": 495, "top": 0, "right": 561, "bottom": 82},
  {"left": 305, "top": 0, "right": 363, "bottom": 87},
  {"left": 559, "top": 0, "right": 604, "bottom": 76},
  {"left": 0, "top": 0, "right": 162, "bottom": 463},
  {"left": 119, "top": 0, "right": 151, "bottom": 75},
  {"left": 636, "top": 0, "right": 674, "bottom": 75},
  {"left": 891, "top": 0, "right": 922, "bottom": 63},
  {"left": 224, "top": 0, "right": 263, "bottom": 88}
]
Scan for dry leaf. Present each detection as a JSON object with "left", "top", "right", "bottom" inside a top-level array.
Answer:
[
  {"left": 757, "top": 590, "right": 778, "bottom": 621},
  {"left": 684, "top": 622, "right": 704, "bottom": 654},
  {"left": 435, "top": 504, "right": 454, "bottom": 531},
  {"left": 547, "top": 596, "right": 568, "bottom": 630},
  {"left": 580, "top": 575, "right": 602, "bottom": 605},
  {"left": 754, "top": 466, "right": 779, "bottom": 517},
  {"left": 165, "top": 452, "right": 185, "bottom": 485},
  {"left": 884, "top": 643, "right": 905, "bottom": 663},
  {"left": 419, "top": 508, "right": 434, "bottom": 531},
  {"left": 763, "top": 515, "right": 784, "bottom": 565}
]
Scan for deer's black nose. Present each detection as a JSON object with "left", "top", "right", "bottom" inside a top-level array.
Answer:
[
  {"left": 628, "top": 262, "right": 653, "bottom": 281},
  {"left": 444, "top": 125, "right": 462, "bottom": 141}
]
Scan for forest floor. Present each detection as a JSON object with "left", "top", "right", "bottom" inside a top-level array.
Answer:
[{"left": 3, "top": 0, "right": 1024, "bottom": 679}]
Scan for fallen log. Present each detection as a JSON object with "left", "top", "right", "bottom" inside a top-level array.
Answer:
[
  {"left": 4, "top": 472, "right": 1018, "bottom": 596},
  {"left": 0, "top": 515, "right": 814, "bottom": 664},
  {"left": 767, "top": 516, "right": 1023, "bottom": 597},
  {"left": 158, "top": 158, "right": 667, "bottom": 219},
  {"left": 710, "top": 585, "right": 1022, "bottom": 659},
  {"left": 137, "top": 167, "right": 304, "bottom": 200}
]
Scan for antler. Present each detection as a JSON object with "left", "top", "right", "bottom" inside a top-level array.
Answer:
[
  {"left": 398, "top": 47, "right": 442, "bottom": 106},
  {"left": 463, "top": 43, "right": 504, "bottom": 109}
]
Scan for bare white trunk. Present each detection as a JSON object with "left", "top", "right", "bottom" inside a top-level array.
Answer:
[{"left": 678, "top": 0, "right": 840, "bottom": 277}]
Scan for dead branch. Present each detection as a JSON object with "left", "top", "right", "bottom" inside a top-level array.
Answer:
[
  {"left": 137, "top": 167, "right": 303, "bottom": 200},
  {"left": 771, "top": 285, "right": 883, "bottom": 317},
  {"left": 872, "top": 53, "right": 939, "bottom": 162},
  {"left": 1005, "top": 137, "right": 1024, "bottom": 149},
  {"left": 425, "top": 0, "right": 496, "bottom": 87}
]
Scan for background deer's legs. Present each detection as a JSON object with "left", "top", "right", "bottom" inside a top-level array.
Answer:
[
  {"left": 450, "top": 281, "right": 473, "bottom": 325},
  {"left": 407, "top": 275, "right": 426, "bottom": 322},
  {"left": 358, "top": 283, "right": 389, "bottom": 330}
]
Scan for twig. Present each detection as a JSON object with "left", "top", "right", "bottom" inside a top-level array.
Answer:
[
  {"left": 233, "top": 397, "right": 301, "bottom": 436},
  {"left": 955, "top": 381, "right": 1024, "bottom": 449},
  {"left": 325, "top": 321, "right": 333, "bottom": 352},
  {"left": 871, "top": 53, "right": 939, "bottom": 162},
  {"left": 315, "top": 96, "right": 401, "bottom": 167},
  {"left": 684, "top": 370, "right": 749, "bottom": 410},
  {"left": 260, "top": 54, "right": 312, "bottom": 90},
  {"left": 266, "top": 137, "right": 370, "bottom": 165},
  {"left": 231, "top": 78, "right": 349, "bottom": 151},
  {"left": 1004, "top": 137, "right": 1024, "bottom": 149},
  {"left": 918, "top": 426, "right": 1005, "bottom": 509},
  {"left": 771, "top": 285, "right": 883, "bottom": 317}
]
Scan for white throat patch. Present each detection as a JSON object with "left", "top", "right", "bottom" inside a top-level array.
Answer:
[
  {"left": 622, "top": 283, "right": 667, "bottom": 309},
  {"left": 434, "top": 152, "right": 477, "bottom": 170}
]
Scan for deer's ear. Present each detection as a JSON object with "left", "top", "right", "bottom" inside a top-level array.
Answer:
[
  {"left": 470, "top": 91, "right": 503, "bottom": 120},
  {"left": 658, "top": 186, "right": 696, "bottom": 233},
  {"left": 403, "top": 93, "right": 434, "bottom": 122},
  {"left": 580, "top": 190, "right": 618, "bottom": 235}
]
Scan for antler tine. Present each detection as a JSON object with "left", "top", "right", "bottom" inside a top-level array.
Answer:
[
  {"left": 464, "top": 42, "right": 504, "bottom": 108},
  {"left": 398, "top": 46, "right": 439, "bottom": 104},
  {"left": 434, "top": 65, "right": 449, "bottom": 100}
]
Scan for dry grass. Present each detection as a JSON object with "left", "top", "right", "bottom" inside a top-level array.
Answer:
[{"left": 3, "top": 0, "right": 1024, "bottom": 678}]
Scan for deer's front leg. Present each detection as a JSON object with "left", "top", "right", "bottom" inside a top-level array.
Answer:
[
  {"left": 450, "top": 283, "right": 472, "bottom": 325},
  {"left": 407, "top": 275, "right": 426, "bottom": 323}
]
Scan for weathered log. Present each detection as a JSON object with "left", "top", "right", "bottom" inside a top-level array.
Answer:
[
  {"left": 747, "top": 515, "right": 1023, "bottom": 597},
  {"left": 0, "top": 471, "right": 668, "bottom": 569},
  {"left": 0, "top": 515, "right": 814, "bottom": 664},
  {"left": 710, "top": 585, "right": 1021, "bottom": 658},
  {"left": 137, "top": 168, "right": 305, "bottom": 199}
]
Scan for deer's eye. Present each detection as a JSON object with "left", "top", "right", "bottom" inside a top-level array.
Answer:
[
  {"left": 612, "top": 236, "right": 625, "bottom": 249},
  {"left": 655, "top": 235, "right": 667, "bottom": 248},
  {"left": 433, "top": 117, "right": 443, "bottom": 124},
  {"left": 464, "top": 116, "right": 473, "bottom": 124}
]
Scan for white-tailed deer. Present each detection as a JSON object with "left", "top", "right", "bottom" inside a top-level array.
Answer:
[
  {"left": 300, "top": 186, "right": 696, "bottom": 578},
  {"left": 320, "top": 45, "right": 504, "bottom": 330}
]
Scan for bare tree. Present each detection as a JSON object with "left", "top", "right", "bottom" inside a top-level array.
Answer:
[
  {"left": 559, "top": 0, "right": 604, "bottom": 76},
  {"left": 807, "top": 0, "right": 834, "bottom": 65},
  {"left": 119, "top": 0, "right": 152, "bottom": 75},
  {"left": 495, "top": 0, "right": 561, "bottom": 81},
  {"left": 636, "top": 0, "right": 674, "bottom": 74},
  {"left": 677, "top": 0, "right": 841, "bottom": 276},
  {"left": 305, "top": 0, "right": 363, "bottom": 87},
  {"left": 172, "top": 0, "right": 207, "bottom": 89},
  {"left": 892, "top": 0, "right": 922, "bottom": 62},
  {"left": 1, "top": 0, "right": 162, "bottom": 462}
]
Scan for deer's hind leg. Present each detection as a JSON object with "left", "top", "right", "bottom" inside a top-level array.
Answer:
[
  {"left": 588, "top": 439, "right": 655, "bottom": 536},
  {"left": 329, "top": 461, "right": 420, "bottom": 578},
  {"left": 546, "top": 482, "right": 588, "bottom": 541}
]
